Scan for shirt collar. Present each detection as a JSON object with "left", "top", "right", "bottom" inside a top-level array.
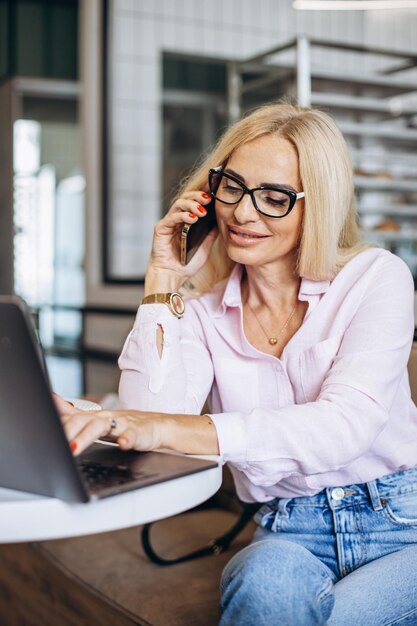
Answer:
[
  {"left": 215, "top": 264, "right": 243, "bottom": 317},
  {"left": 214, "top": 264, "right": 330, "bottom": 316},
  {"left": 298, "top": 277, "right": 330, "bottom": 298}
]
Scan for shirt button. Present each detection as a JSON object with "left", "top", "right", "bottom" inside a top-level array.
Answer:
[{"left": 331, "top": 487, "right": 345, "bottom": 501}]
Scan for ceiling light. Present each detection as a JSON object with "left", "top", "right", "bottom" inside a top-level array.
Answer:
[{"left": 293, "top": 0, "right": 417, "bottom": 9}]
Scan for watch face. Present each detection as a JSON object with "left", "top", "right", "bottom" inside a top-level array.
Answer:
[{"left": 170, "top": 293, "right": 185, "bottom": 317}]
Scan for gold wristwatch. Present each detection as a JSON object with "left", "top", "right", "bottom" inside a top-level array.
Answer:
[{"left": 141, "top": 292, "right": 185, "bottom": 318}]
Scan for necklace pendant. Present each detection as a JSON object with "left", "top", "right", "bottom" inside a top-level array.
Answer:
[{"left": 269, "top": 337, "right": 278, "bottom": 346}]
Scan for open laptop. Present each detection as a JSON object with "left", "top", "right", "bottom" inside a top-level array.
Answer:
[{"left": 0, "top": 296, "right": 218, "bottom": 502}]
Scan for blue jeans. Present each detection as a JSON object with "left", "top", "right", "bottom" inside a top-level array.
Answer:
[{"left": 219, "top": 467, "right": 417, "bottom": 625}]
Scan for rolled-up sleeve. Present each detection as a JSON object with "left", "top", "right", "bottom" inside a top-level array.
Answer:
[{"left": 118, "top": 303, "right": 214, "bottom": 414}]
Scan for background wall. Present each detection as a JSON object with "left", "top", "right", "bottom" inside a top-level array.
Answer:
[
  {"left": 90, "top": 0, "right": 417, "bottom": 303},
  {"left": 81, "top": 0, "right": 417, "bottom": 393},
  {"left": 103, "top": 0, "right": 365, "bottom": 292}
]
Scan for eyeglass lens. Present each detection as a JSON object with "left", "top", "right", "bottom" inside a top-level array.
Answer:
[{"left": 210, "top": 171, "right": 293, "bottom": 217}]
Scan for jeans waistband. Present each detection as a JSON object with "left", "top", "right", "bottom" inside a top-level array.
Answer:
[{"left": 272, "top": 466, "right": 417, "bottom": 511}]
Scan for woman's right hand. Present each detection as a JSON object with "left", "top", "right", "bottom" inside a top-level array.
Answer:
[{"left": 144, "top": 191, "right": 218, "bottom": 293}]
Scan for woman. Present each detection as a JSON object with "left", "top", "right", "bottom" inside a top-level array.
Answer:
[{"left": 59, "top": 103, "right": 417, "bottom": 625}]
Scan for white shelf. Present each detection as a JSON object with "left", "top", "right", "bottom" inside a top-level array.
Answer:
[
  {"left": 246, "top": 63, "right": 417, "bottom": 95},
  {"left": 349, "top": 147, "right": 417, "bottom": 166},
  {"left": 339, "top": 121, "right": 417, "bottom": 141},
  {"left": 237, "top": 38, "right": 417, "bottom": 276},
  {"left": 354, "top": 176, "right": 417, "bottom": 192},
  {"left": 360, "top": 230, "right": 417, "bottom": 242},
  {"left": 310, "top": 66, "right": 417, "bottom": 94},
  {"left": 311, "top": 92, "right": 417, "bottom": 116},
  {"left": 358, "top": 204, "right": 417, "bottom": 217}
]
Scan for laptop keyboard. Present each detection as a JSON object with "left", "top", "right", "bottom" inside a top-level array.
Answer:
[{"left": 79, "top": 461, "right": 135, "bottom": 491}]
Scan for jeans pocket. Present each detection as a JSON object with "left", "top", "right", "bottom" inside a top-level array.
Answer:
[{"left": 381, "top": 493, "right": 417, "bottom": 526}]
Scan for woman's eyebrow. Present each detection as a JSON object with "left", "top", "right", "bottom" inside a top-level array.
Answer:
[
  {"left": 225, "top": 168, "right": 297, "bottom": 193},
  {"left": 260, "top": 182, "right": 297, "bottom": 193},
  {"left": 224, "top": 167, "right": 246, "bottom": 183},
  {"left": 224, "top": 167, "right": 297, "bottom": 193}
]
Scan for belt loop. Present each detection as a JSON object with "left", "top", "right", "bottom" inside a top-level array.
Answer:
[
  {"left": 277, "top": 498, "right": 290, "bottom": 517},
  {"left": 366, "top": 480, "right": 383, "bottom": 511}
]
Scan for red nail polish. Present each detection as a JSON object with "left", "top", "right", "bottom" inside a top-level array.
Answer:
[
  {"left": 189, "top": 213, "right": 197, "bottom": 218},
  {"left": 202, "top": 193, "right": 211, "bottom": 199},
  {"left": 70, "top": 441, "right": 77, "bottom": 452},
  {"left": 198, "top": 205, "right": 207, "bottom": 214}
]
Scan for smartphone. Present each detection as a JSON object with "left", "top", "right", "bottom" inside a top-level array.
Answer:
[{"left": 180, "top": 198, "right": 217, "bottom": 265}]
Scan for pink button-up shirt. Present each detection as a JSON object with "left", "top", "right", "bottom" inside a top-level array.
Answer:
[{"left": 118, "top": 248, "right": 417, "bottom": 502}]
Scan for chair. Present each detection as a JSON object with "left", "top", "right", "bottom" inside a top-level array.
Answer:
[{"left": 407, "top": 343, "right": 417, "bottom": 402}]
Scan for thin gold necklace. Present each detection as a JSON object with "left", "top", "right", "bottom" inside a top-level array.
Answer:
[{"left": 246, "top": 300, "right": 298, "bottom": 346}]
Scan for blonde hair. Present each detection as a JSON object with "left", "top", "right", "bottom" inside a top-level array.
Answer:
[{"left": 178, "top": 102, "right": 370, "bottom": 295}]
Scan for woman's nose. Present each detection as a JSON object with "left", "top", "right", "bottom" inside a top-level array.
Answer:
[{"left": 233, "top": 193, "right": 258, "bottom": 223}]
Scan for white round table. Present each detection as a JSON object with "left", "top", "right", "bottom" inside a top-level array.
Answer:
[{"left": 0, "top": 456, "right": 222, "bottom": 543}]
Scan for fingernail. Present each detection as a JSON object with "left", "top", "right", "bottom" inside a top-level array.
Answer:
[
  {"left": 198, "top": 205, "right": 207, "bottom": 214},
  {"left": 70, "top": 441, "right": 77, "bottom": 452},
  {"left": 118, "top": 437, "right": 129, "bottom": 447},
  {"left": 189, "top": 213, "right": 197, "bottom": 218},
  {"left": 202, "top": 193, "right": 211, "bottom": 199}
]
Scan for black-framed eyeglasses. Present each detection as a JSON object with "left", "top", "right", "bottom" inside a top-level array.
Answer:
[{"left": 208, "top": 166, "right": 305, "bottom": 219}]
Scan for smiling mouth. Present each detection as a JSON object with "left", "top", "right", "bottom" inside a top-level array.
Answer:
[{"left": 227, "top": 226, "right": 268, "bottom": 239}]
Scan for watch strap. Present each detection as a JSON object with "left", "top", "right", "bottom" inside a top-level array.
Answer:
[
  {"left": 141, "top": 293, "right": 171, "bottom": 306},
  {"left": 141, "top": 292, "right": 185, "bottom": 318}
]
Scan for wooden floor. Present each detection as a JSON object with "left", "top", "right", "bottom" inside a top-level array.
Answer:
[
  {"left": 0, "top": 542, "right": 141, "bottom": 626},
  {"left": 0, "top": 510, "right": 255, "bottom": 626}
]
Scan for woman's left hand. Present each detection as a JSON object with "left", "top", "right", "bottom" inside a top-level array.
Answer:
[
  {"left": 61, "top": 410, "right": 164, "bottom": 456},
  {"left": 52, "top": 392, "right": 78, "bottom": 416}
]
